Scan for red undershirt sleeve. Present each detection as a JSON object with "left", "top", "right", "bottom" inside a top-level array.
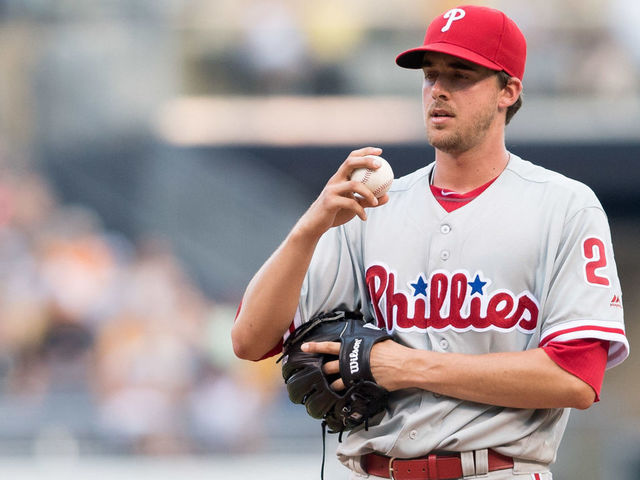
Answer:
[{"left": 542, "top": 338, "right": 610, "bottom": 402}]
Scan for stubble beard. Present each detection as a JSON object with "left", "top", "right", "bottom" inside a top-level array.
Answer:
[{"left": 426, "top": 106, "right": 497, "bottom": 154}]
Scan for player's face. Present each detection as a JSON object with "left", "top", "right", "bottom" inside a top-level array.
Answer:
[{"left": 421, "top": 52, "right": 503, "bottom": 154}]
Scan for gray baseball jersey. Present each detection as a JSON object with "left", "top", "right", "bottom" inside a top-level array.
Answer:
[{"left": 289, "top": 153, "right": 628, "bottom": 467}]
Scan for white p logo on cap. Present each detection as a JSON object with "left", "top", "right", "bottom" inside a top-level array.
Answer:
[{"left": 441, "top": 8, "right": 466, "bottom": 32}]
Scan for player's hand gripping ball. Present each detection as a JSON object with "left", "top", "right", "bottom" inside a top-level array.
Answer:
[{"left": 350, "top": 156, "right": 394, "bottom": 198}]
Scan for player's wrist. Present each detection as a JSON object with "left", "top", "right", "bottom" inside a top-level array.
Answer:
[
  {"left": 402, "top": 349, "right": 441, "bottom": 391},
  {"left": 385, "top": 347, "right": 436, "bottom": 391},
  {"left": 290, "top": 209, "right": 335, "bottom": 242}
]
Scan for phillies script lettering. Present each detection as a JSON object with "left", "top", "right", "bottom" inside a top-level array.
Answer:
[{"left": 366, "top": 265, "right": 539, "bottom": 334}]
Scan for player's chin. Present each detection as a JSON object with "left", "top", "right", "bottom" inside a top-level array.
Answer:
[
  {"left": 427, "top": 131, "right": 464, "bottom": 153},
  {"left": 426, "top": 129, "right": 447, "bottom": 144}
]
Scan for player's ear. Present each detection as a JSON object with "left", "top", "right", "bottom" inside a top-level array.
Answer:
[{"left": 498, "top": 76, "right": 522, "bottom": 109}]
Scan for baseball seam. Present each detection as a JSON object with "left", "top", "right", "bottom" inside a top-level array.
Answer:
[
  {"left": 361, "top": 169, "right": 373, "bottom": 185},
  {"left": 373, "top": 179, "right": 393, "bottom": 197}
]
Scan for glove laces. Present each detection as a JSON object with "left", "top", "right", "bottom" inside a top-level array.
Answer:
[
  {"left": 318, "top": 416, "right": 372, "bottom": 480},
  {"left": 320, "top": 420, "right": 328, "bottom": 480}
]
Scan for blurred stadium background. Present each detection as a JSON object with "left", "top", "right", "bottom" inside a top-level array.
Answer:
[{"left": 0, "top": 0, "right": 638, "bottom": 478}]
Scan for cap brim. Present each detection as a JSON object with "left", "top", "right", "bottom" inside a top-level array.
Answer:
[{"left": 395, "top": 42, "right": 503, "bottom": 72}]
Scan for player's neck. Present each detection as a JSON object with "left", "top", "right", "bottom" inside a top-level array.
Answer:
[{"left": 433, "top": 139, "right": 509, "bottom": 192}]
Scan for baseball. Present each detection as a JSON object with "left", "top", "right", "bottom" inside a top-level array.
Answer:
[{"left": 350, "top": 156, "right": 394, "bottom": 198}]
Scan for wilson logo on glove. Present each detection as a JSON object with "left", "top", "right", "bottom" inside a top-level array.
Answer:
[{"left": 349, "top": 338, "right": 363, "bottom": 374}]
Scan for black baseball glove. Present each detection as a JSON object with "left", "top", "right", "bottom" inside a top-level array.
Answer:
[{"left": 280, "top": 310, "right": 392, "bottom": 435}]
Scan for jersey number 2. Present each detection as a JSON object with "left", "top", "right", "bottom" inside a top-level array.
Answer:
[{"left": 582, "top": 237, "right": 610, "bottom": 287}]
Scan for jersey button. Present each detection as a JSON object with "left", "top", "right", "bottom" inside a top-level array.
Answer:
[
  {"left": 440, "top": 224, "right": 451, "bottom": 234},
  {"left": 439, "top": 339, "right": 449, "bottom": 350},
  {"left": 409, "top": 430, "right": 418, "bottom": 440},
  {"left": 440, "top": 250, "right": 450, "bottom": 261}
]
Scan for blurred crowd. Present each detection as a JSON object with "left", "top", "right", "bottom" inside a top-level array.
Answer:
[
  {"left": 183, "top": 0, "right": 640, "bottom": 97},
  {"left": 0, "top": 163, "right": 281, "bottom": 456}
]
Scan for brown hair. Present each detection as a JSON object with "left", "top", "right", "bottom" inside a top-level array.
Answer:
[{"left": 496, "top": 71, "right": 522, "bottom": 125}]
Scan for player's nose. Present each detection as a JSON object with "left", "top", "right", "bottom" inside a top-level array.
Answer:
[{"left": 430, "top": 78, "right": 450, "bottom": 100}]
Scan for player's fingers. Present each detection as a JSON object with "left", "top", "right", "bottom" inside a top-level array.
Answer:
[
  {"left": 335, "top": 150, "right": 383, "bottom": 179},
  {"left": 321, "top": 193, "right": 369, "bottom": 222},
  {"left": 327, "top": 180, "right": 376, "bottom": 204},
  {"left": 353, "top": 190, "right": 380, "bottom": 209},
  {"left": 324, "top": 178, "right": 378, "bottom": 208},
  {"left": 348, "top": 146, "right": 383, "bottom": 158},
  {"left": 344, "top": 181, "right": 379, "bottom": 208},
  {"left": 301, "top": 341, "right": 341, "bottom": 355},
  {"left": 331, "top": 378, "right": 346, "bottom": 392},
  {"left": 376, "top": 193, "right": 390, "bottom": 206},
  {"left": 322, "top": 359, "right": 340, "bottom": 375}
]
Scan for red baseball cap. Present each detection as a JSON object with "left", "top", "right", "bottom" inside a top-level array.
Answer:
[{"left": 396, "top": 5, "right": 526, "bottom": 80}]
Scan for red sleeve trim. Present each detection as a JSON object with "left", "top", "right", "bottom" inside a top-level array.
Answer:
[
  {"left": 542, "top": 338, "right": 610, "bottom": 402},
  {"left": 540, "top": 325, "right": 625, "bottom": 346}
]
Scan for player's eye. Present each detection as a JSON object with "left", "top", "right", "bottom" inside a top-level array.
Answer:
[{"left": 424, "top": 71, "right": 438, "bottom": 83}]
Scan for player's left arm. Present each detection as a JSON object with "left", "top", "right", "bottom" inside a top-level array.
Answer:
[{"left": 304, "top": 340, "right": 598, "bottom": 410}]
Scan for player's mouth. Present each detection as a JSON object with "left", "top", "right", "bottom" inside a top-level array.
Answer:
[{"left": 429, "top": 108, "right": 455, "bottom": 125}]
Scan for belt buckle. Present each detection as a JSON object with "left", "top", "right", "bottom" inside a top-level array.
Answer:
[{"left": 388, "top": 456, "right": 397, "bottom": 480}]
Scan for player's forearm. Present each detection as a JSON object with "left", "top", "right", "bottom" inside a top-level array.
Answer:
[
  {"left": 231, "top": 226, "right": 321, "bottom": 361},
  {"left": 399, "top": 347, "right": 595, "bottom": 410},
  {"left": 233, "top": 149, "right": 388, "bottom": 361}
]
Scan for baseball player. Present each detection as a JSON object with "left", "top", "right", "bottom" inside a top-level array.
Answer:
[{"left": 232, "top": 5, "right": 629, "bottom": 479}]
